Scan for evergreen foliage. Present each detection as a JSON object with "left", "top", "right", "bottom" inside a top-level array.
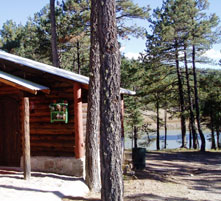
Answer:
[{"left": 0, "top": 0, "right": 149, "bottom": 75}]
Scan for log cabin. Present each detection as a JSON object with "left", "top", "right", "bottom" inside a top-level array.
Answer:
[{"left": 0, "top": 50, "right": 135, "bottom": 179}]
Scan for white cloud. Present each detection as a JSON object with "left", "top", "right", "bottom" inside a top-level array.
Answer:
[
  {"left": 124, "top": 52, "right": 140, "bottom": 60},
  {"left": 203, "top": 49, "right": 221, "bottom": 60}
]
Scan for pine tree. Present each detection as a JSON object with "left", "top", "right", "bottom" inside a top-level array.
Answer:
[
  {"left": 189, "top": 0, "right": 220, "bottom": 151},
  {"left": 85, "top": 0, "right": 101, "bottom": 192},
  {"left": 147, "top": 0, "right": 189, "bottom": 148},
  {"left": 50, "top": 0, "right": 60, "bottom": 67},
  {"left": 98, "top": 0, "right": 123, "bottom": 199}
]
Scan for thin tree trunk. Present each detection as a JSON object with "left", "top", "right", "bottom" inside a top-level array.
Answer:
[
  {"left": 156, "top": 97, "right": 160, "bottom": 150},
  {"left": 184, "top": 44, "right": 197, "bottom": 149},
  {"left": 189, "top": 122, "right": 192, "bottom": 149},
  {"left": 216, "top": 128, "right": 220, "bottom": 149},
  {"left": 210, "top": 112, "right": 216, "bottom": 149},
  {"left": 175, "top": 39, "right": 186, "bottom": 148},
  {"left": 164, "top": 109, "right": 167, "bottom": 149},
  {"left": 50, "top": 0, "right": 60, "bottom": 67},
  {"left": 77, "top": 40, "right": 81, "bottom": 74},
  {"left": 192, "top": 44, "right": 206, "bottom": 151},
  {"left": 134, "top": 126, "right": 138, "bottom": 148},
  {"left": 98, "top": 0, "right": 123, "bottom": 200},
  {"left": 131, "top": 129, "right": 134, "bottom": 149},
  {"left": 85, "top": 0, "right": 101, "bottom": 192},
  {"left": 73, "top": 55, "right": 76, "bottom": 72}
]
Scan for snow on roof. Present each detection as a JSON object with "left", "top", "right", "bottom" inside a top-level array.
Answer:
[
  {"left": 0, "top": 50, "right": 135, "bottom": 95},
  {"left": 0, "top": 70, "right": 50, "bottom": 95}
]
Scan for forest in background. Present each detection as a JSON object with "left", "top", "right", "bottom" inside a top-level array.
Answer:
[{"left": 0, "top": 0, "right": 221, "bottom": 151}]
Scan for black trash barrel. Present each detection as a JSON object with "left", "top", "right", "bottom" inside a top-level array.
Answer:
[{"left": 132, "top": 147, "right": 146, "bottom": 170}]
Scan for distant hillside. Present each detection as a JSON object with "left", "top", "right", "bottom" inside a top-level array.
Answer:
[{"left": 142, "top": 109, "right": 181, "bottom": 130}]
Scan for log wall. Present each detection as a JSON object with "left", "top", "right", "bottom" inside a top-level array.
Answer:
[
  {"left": 0, "top": 81, "right": 89, "bottom": 158},
  {"left": 29, "top": 84, "right": 75, "bottom": 157},
  {"left": 82, "top": 103, "right": 88, "bottom": 141},
  {"left": 0, "top": 83, "right": 20, "bottom": 96}
]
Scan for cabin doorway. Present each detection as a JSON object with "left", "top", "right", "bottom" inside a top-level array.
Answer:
[{"left": 0, "top": 96, "right": 21, "bottom": 166}]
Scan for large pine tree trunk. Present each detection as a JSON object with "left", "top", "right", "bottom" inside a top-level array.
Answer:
[
  {"left": 98, "top": 0, "right": 123, "bottom": 200},
  {"left": 184, "top": 44, "right": 197, "bottom": 149},
  {"left": 175, "top": 40, "right": 186, "bottom": 148},
  {"left": 50, "top": 0, "right": 60, "bottom": 67},
  {"left": 85, "top": 0, "right": 101, "bottom": 192},
  {"left": 192, "top": 45, "right": 206, "bottom": 151}
]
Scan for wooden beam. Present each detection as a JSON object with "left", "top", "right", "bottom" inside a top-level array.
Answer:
[
  {"left": 0, "top": 77, "right": 38, "bottom": 94},
  {"left": 22, "top": 97, "right": 31, "bottom": 180},
  {"left": 73, "top": 82, "right": 84, "bottom": 159}
]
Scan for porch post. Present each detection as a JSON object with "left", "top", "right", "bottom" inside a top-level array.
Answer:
[
  {"left": 22, "top": 97, "right": 31, "bottom": 180},
  {"left": 74, "top": 83, "right": 84, "bottom": 159}
]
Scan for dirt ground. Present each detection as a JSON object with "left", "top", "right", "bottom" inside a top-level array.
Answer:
[
  {"left": 0, "top": 170, "right": 89, "bottom": 201},
  {"left": 64, "top": 150, "right": 221, "bottom": 201}
]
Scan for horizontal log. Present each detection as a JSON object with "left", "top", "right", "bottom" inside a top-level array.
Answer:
[
  {"left": 31, "top": 150, "right": 75, "bottom": 157},
  {"left": 31, "top": 135, "right": 74, "bottom": 141},
  {"left": 30, "top": 123, "right": 74, "bottom": 129},
  {"left": 51, "top": 82, "right": 73, "bottom": 88},
  {"left": 31, "top": 146, "right": 75, "bottom": 152},
  {"left": 31, "top": 146, "right": 74, "bottom": 151},
  {"left": 29, "top": 96, "right": 74, "bottom": 103},
  {"left": 0, "top": 90, "right": 20, "bottom": 95},
  {"left": 31, "top": 141, "right": 74, "bottom": 148},
  {"left": 30, "top": 111, "right": 74, "bottom": 118},
  {"left": 30, "top": 116, "right": 74, "bottom": 123},
  {"left": 29, "top": 104, "right": 74, "bottom": 112},
  {"left": 30, "top": 128, "right": 74, "bottom": 135}
]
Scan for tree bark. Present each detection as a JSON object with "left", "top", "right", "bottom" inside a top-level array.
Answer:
[
  {"left": 98, "top": 0, "right": 123, "bottom": 200},
  {"left": 85, "top": 0, "right": 101, "bottom": 192},
  {"left": 175, "top": 39, "right": 186, "bottom": 148},
  {"left": 50, "top": 0, "right": 60, "bottom": 67},
  {"left": 184, "top": 44, "right": 197, "bottom": 149},
  {"left": 192, "top": 44, "right": 206, "bottom": 151}
]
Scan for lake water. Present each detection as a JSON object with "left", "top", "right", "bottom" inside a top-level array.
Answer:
[{"left": 124, "top": 129, "right": 214, "bottom": 150}]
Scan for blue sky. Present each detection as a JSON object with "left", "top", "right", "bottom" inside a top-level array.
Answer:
[{"left": 0, "top": 0, "right": 220, "bottom": 65}]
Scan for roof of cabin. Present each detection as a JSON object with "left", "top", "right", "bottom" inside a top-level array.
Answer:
[
  {"left": 0, "top": 70, "right": 50, "bottom": 95},
  {"left": 0, "top": 50, "right": 135, "bottom": 95}
]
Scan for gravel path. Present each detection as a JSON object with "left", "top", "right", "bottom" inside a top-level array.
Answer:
[{"left": 0, "top": 168, "right": 89, "bottom": 201}]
